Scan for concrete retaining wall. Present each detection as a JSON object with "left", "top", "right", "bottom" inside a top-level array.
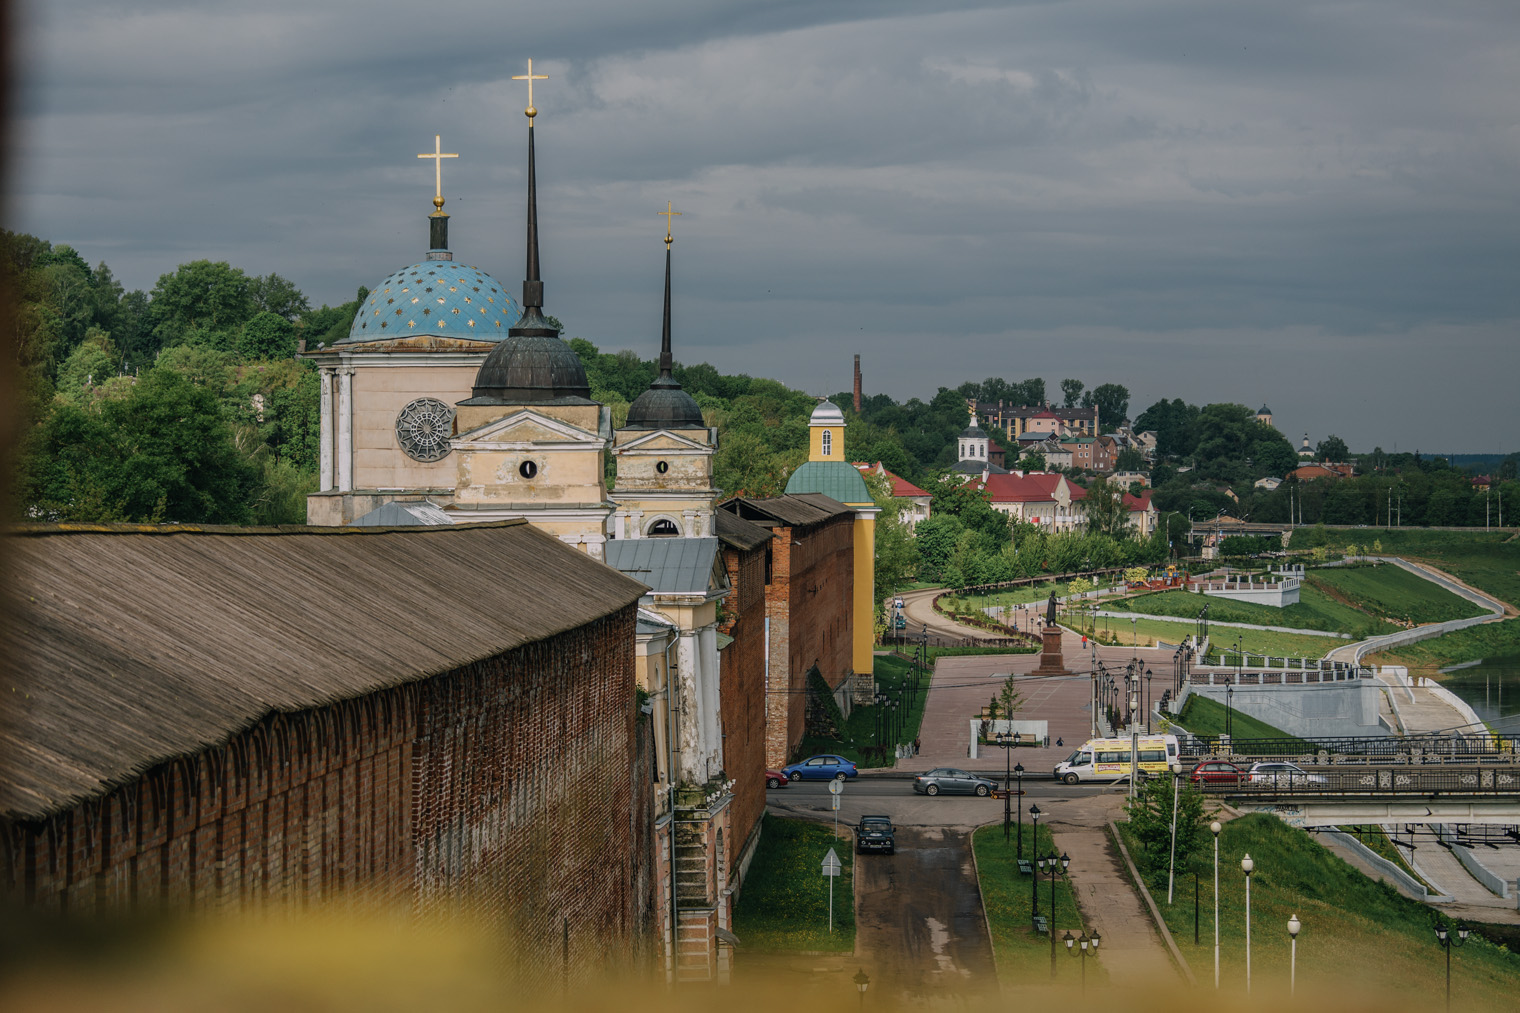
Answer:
[
  {"left": 1320, "top": 830, "right": 1453, "bottom": 903},
  {"left": 1187, "top": 679, "right": 1385, "bottom": 739},
  {"left": 1435, "top": 826, "right": 1514, "bottom": 900}
]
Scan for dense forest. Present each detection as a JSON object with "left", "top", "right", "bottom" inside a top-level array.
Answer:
[{"left": 7, "top": 233, "right": 1516, "bottom": 547}]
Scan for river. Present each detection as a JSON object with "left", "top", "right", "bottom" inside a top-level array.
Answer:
[{"left": 1440, "top": 655, "right": 1520, "bottom": 732}]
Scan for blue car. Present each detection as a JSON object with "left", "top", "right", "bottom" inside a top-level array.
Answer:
[{"left": 781, "top": 754, "right": 859, "bottom": 782}]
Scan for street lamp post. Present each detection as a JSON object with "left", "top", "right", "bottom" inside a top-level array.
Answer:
[
  {"left": 1049, "top": 852, "right": 1071, "bottom": 978},
  {"left": 1288, "top": 914, "right": 1301, "bottom": 996},
  {"left": 1014, "top": 763, "right": 1025, "bottom": 857},
  {"left": 1130, "top": 615, "right": 1138, "bottom": 663},
  {"left": 1145, "top": 667, "right": 1153, "bottom": 733},
  {"left": 1064, "top": 930, "right": 1100, "bottom": 996},
  {"left": 997, "top": 731, "right": 1012, "bottom": 841},
  {"left": 1242, "top": 853, "right": 1255, "bottom": 994},
  {"left": 1434, "top": 923, "right": 1471, "bottom": 1012},
  {"left": 1211, "top": 821, "right": 1221, "bottom": 989},
  {"left": 853, "top": 969, "right": 869, "bottom": 1013},
  {"left": 1028, "top": 805, "right": 1041, "bottom": 925}
]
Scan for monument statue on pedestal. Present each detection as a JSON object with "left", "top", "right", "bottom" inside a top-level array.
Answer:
[{"left": 1032, "top": 589, "right": 1071, "bottom": 677}]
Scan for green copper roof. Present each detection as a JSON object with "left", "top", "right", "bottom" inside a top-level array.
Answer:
[{"left": 784, "top": 461, "right": 872, "bottom": 506}]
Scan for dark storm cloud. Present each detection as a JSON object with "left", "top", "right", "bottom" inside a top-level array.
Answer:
[{"left": 12, "top": 0, "right": 1519, "bottom": 451}]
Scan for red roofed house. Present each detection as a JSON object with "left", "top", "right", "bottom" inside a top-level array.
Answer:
[
  {"left": 975, "top": 473, "right": 1157, "bottom": 536},
  {"left": 855, "top": 462, "right": 932, "bottom": 529}
]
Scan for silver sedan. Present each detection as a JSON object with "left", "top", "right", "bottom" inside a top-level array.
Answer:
[{"left": 913, "top": 768, "right": 997, "bottom": 796}]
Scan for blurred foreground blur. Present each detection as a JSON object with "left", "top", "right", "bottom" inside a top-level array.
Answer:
[{"left": 0, "top": 902, "right": 1493, "bottom": 1013}]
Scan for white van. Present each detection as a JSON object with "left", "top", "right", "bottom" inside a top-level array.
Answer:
[{"left": 1053, "top": 735, "right": 1181, "bottom": 785}]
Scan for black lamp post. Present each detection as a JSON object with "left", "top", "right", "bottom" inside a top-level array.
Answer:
[
  {"left": 1435, "top": 923, "right": 1471, "bottom": 1012},
  {"left": 997, "top": 731, "right": 1012, "bottom": 841},
  {"left": 1064, "top": 930, "right": 1100, "bottom": 995},
  {"left": 1145, "top": 667, "right": 1154, "bottom": 733},
  {"left": 852, "top": 969, "right": 869, "bottom": 1013},
  {"left": 1226, "top": 683, "right": 1235, "bottom": 740},
  {"left": 1028, "top": 804, "right": 1041, "bottom": 925},
  {"left": 1049, "top": 851, "right": 1071, "bottom": 978},
  {"left": 1014, "top": 762, "right": 1025, "bottom": 857}
]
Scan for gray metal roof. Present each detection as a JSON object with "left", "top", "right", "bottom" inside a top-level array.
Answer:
[
  {"left": 350, "top": 501, "right": 452, "bottom": 526},
  {"left": 604, "top": 537, "right": 722, "bottom": 595},
  {"left": 714, "top": 509, "right": 774, "bottom": 552}
]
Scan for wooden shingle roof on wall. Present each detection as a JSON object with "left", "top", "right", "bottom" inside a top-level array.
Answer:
[{"left": 0, "top": 521, "right": 648, "bottom": 823}]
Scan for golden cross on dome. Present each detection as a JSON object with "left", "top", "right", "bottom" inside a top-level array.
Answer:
[
  {"left": 417, "top": 135, "right": 459, "bottom": 212},
  {"left": 659, "top": 201, "right": 682, "bottom": 246},
  {"left": 512, "top": 58, "right": 549, "bottom": 119}
]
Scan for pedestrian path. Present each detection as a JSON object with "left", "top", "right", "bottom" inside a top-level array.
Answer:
[{"left": 1046, "top": 796, "right": 1181, "bottom": 988}]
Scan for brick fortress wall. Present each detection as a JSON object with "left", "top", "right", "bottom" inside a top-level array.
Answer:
[
  {"left": 2, "top": 606, "right": 651, "bottom": 988},
  {"left": 762, "top": 512, "right": 854, "bottom": 768},
  {"left": 719, "top": 541, "right": 768, "bottom": 873}
]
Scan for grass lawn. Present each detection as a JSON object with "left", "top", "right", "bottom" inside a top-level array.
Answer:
[
  {"left": 732, "top": 814, "right": 854, "bottom": 952},
  {"left": 1082, "top": 612, "right": 1346, "bottom": 659},
  {"left": 1290, "top": 528, "right": 1520, "bottom": 609},
  {"left": 1309, "top": 563, "right": 1489, "bottom": 625},
  {"left": 972, "top": 823, "right": 1105, "bottom": 989},
  {"left": 1173, "top": 694, "right": 1304, "bottom": 744},
  {"left": 955, "top": 579, "right": 1108, "bottom": 610},
  {"left": 1119, "top": 813, "right": 1520, "bottom": 1010},
  {"left": 1108, "top": 585, "right": 1392, "bottom": 638},
  {"left": 1367, "top": 617, "right": 1520, "bottom": 675},
  {"left": 798, "top": 654, "right": 927, "bottom": 768}
]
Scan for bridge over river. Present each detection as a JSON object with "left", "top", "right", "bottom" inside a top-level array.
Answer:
[{"left": 1202, "top": 766, "right": 1520, "bottom": 827}]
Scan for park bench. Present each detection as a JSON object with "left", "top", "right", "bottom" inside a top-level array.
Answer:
[{"left": 1017, "top": 859, "right": 1032, "bottom": 875}]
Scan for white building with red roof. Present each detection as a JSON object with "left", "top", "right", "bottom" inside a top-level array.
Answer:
[
  {"left": 854, "top": 462, "right": 932, "bottom": 529},
  {"left": 972, "top": 473, "right": 1157, "bottom": 536}
]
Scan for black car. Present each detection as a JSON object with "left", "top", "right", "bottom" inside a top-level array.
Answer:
[
  {"left": 856, "top": 815, "right": 895, "bottom": 854},
  {"left": 913, "top": 767, "right": 997, "bottom": 796}
]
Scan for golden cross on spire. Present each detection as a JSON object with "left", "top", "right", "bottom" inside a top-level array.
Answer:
[
  {"left": 417, "top": 134, "right": 459, "bottom": 213},
  {"left": 659, "top": 201, "right": 682, "bottom": 247},
  {"left": 512, "top": 58, "right": 549, "bottom": 119}
]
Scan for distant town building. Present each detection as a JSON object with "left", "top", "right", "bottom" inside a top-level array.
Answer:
[
  {"left": 854, "top": 462, "right": 932, "bottom": 529},
  {"left": 1256, "top": 404, "right": 1274, "bottom": 427},
  {"left": 974, "top": 401, "right": 1100, "bottom": 440}
]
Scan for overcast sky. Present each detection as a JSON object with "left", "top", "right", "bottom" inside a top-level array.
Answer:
[{"left": 12, "top": 1, "right": 1519, "bottom": 453}]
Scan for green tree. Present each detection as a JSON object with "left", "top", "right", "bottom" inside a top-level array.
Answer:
[
  {"left": 1316, "top": 434, "right": 1350, "bottom": 462},
  {"left": 149, "top": 260, "right": 256, "bottom": 348},
  {"left": 249, "top": 272, "right": 311, "bottom": 320},
  {"left": 238, "top": 310, "right": 297, "bottom": 360},
  {"left": 1060, "top": 378, "right": 1084, "bottom": 408},
  {"left": 1080, "top": 474, "right": 1131, "bottom": 537},
  {"left": 24, "top": 365, "right": 258, "bottom": 523},
  {"left": 1089, "top": 383, "right": 1130, "bottom": 431},
  {"left": 863, "top": 470, "right": 919, "bottom": 595},
  {"left": 1123, "top": 775, "right": 1209, "bottom": 875}
]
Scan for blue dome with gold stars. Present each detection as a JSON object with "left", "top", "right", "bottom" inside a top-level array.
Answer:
[{"left": 341, "top": 261, "right": 521, "bottom": 343}]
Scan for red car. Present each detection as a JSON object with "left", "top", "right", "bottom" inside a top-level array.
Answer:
[
  {"left": 765, "top": 769, "right": 790, "bottom": 788},
  {"left": 1189, "top": 760, "right": 1244, "bottom": 786}
]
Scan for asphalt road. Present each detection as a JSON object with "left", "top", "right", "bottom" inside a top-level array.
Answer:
[
  {"left": 765, "top": 777, "right": 1107, "bottom": 828},
  {"left": 762, "top": 779, "right": 1118, "bottom": 1004}
]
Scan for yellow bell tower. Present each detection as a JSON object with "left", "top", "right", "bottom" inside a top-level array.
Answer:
[{"left": 786, "top": 400, "right": 878, "bottom": 681}]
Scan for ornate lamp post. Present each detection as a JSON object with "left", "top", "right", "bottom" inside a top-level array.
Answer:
[
  {"left": 1211, "top": 820, "right": 1222, "bottom": 989},
  {"left": 1145, "top": 667, "right": 1154, "bottom": 733},
  {"left": 1014, "top": 762, "right": 1025, "bottom": 857},
  {"left": 1064, "top": 930, "right": 1100, "bottom": 995},
  {"left": 1287, "top": 914, "right": 1301, "bottom": 996},
  {"left": 996, "top": 731, "right": 1012, "bottom": 841},
  {"left": 1049, "top": 852, "right": 1071, "bottom": 978},
  {"left": 1028, "top": 804, "right": 1042, "bottom": 925},
  {"left": 1434, "top": 923, "right": 1471, "bottom": 1012},
  {"left": 852, "top": 969, "right": 870, "bottom": 1013},
  {"left": 1242, "top": 853, "right": 1255, "bottom": 993}
]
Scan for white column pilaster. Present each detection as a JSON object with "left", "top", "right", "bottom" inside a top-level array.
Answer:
[
  {"left": 318, "top": 367, "right": 335, "bottom": 492},
  {"left": 337, "top": 367, "right": 354, "bottom": 492}
]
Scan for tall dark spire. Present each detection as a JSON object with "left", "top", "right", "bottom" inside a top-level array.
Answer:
[
  {"left": 622, "top": 204, "right": 705, "bottom": 430},
  {"left": 510, "top": 59, "right": 555, "bottom": 338},
  {"left": 657, "top": 237, "right": 674, "bottom": 380}
]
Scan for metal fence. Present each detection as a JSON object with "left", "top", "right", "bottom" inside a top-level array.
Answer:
[
  {"left": 1195, "top": 766, "right": 1520, "bottom": 796},
  {"left": 1180, "top": 733, "right": 1520, "bottom": 762}
]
